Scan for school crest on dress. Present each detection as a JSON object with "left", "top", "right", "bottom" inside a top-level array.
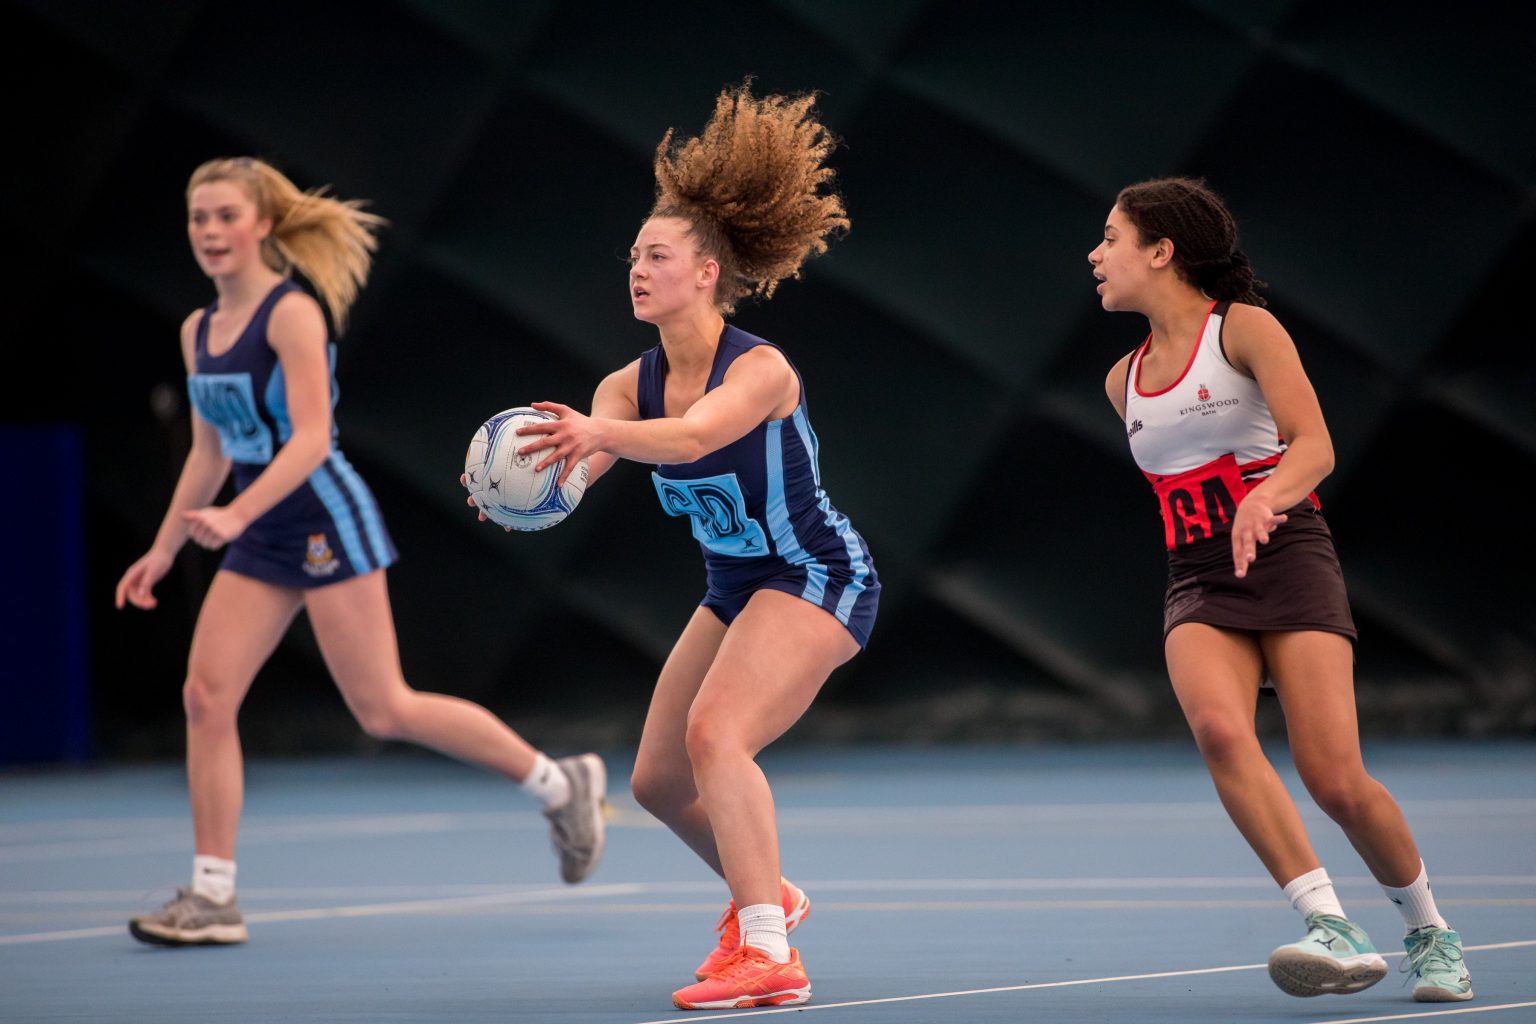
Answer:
[{"left": 303, "top": 533, "right": 340, "bottom": 577}]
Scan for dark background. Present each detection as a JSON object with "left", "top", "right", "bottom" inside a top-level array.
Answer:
[{"left": 5, "top": 0, "right": 1534, "bottom": 762}]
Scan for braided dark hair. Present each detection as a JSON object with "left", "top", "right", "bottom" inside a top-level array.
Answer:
[{"left": 1116, "top": 177, "right": 1267, "bottom": 307}]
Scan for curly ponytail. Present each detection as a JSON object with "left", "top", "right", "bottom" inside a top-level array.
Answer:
[
  {"left": 1116, "top": 177, "right": 1267, "bottom": 307},
  {"left": 650, "top": 81, "right": 849, "bottom": 314},
  {"left": 187, "top": 158, "right": 387, "bottom": 332}
]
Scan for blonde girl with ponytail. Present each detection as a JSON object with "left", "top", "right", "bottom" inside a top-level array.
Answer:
[{"left": 117, "top": 158, "right": 607, "bottom": 947}]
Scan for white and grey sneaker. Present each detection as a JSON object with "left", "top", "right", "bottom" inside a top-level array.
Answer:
[
  {"left": 543, "top": 753, "right": 607, "bottom": 884},
  {"left": 129, "top": 887, "right": 248, "bottom": 946}
]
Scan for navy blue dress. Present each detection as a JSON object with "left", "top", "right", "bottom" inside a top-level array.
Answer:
[
  {"left": 186, "top": 280, "right": 397, "bottom": 587},
  {"left": 637, "top": 325, "right": 878, "bottom": 647}
]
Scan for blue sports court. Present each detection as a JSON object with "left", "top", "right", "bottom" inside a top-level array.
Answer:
[{"left": 4, "top": 741, "right": 1531, "bottom": 1023}]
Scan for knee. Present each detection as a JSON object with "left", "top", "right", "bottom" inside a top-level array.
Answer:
[
  {"left": 182, "top": 670, "right": 239, "bottom": 730},
  {"left": 630, "top": 762, "right": 685, "bottom": 818},
  {"left": 348, "top": 692, "right": 411, "bottom": 741},
  {"left": 1300, "top": 770, "right": 1375, "bottom": 827},
  {"left": 683, "top": 711, "right": 735, "bottom": 772},
  {"left": 1185, "top": 712, "right": 1257, "bottom": 769}
]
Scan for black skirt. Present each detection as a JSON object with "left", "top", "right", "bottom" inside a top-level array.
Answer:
[{"left": 1163, "top": 503, "right": 1356, "bottom": 642}]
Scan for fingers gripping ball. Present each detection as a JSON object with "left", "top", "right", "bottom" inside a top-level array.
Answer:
[{"left": 464, "top": 407, "right": 589, "bottom": 531}]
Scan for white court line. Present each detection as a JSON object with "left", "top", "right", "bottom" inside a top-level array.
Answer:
[
  {"left": 8, "top": 897, "right": 1536, "bottom": 933},
  {"left": 3, "top": 882, "right": 1534, "bottom": 939},
  {"left": 0, "top": 808, "right": 662, "bottom": 863},
  {"left": 625, "top": 941, "right": 1536, "bottom": 1024},
  {"left": 6, "top": 874, "right": 1532, "bottom": 905},
  {"left": 1308, "top": 1004, "right": 1536, "bottom": 1023},
  {"left": 4, "top": 796, "right": 1529, "bottom": 854},
  {"left": 0, "top": 883, "right": 646, "bottom": 945}
]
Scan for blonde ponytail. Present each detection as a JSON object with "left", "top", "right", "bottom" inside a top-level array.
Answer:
[{"left": 187, "top": 158, "right": 387, "bottom": 332}]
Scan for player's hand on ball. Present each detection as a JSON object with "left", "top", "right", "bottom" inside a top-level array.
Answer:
[
  {"left": 461, "top": 472, "right": 510, "bottom": 531},
  {"left": 517, "top": 401, "right": 596, "bottom": 486},
  {"left": 465, "top": 406, "right": 588, "bottom": 531}
]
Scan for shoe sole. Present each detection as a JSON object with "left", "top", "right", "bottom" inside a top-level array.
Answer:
[
  {"left": 128, "top": 920, "right": 248, "bottom": 946},
  {"left": 1414, "top": 984, "right": 1474, "bottom": 1002},
  {"left": 1267, "top": 950, "right": 1387, "bottom": 997},
  {"left": 562, "top": 754, "right": 607, "bottom": 884},
  {"left": 673, "top": 986, "right": 811, "bottom": 1010}
]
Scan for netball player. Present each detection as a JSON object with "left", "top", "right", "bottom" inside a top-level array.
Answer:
[
  {"left": 485, "top": 84, "right": 877, "bottom": 1009},
  {"left": 1091, "top": 177, "right": 1471, "bottom": 1001},
  {"left": 116, "top": 157, "right": 606, "bottom": 946}
]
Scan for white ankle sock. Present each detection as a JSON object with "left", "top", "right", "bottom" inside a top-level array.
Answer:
[
  {"left": 737, "top": 903, "right": 790, "bottom": 963},
  {"left": 192, "top": 854, "right": 236, "bottom": 904},
  {"left": 520, "top": 754, "right": 571, "bottom": 809},
  {"left": 1382, "top": 861, "right": 1449, "bottom": 934},
  {"left": 1283, "top": 867, "right": 1346, "bottom": 919}
]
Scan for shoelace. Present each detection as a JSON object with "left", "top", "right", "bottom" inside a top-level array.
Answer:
[
  {"left": 708, "top": 943, "right": 777, "bottom": 981},
  {"left": 1401, "top": 932, "right": 1463, "bottom": 977},
  {"left": 713, "top": 902, "right": 740, "bottom": 946},
  {"left": 1302, "top": 912, "right": 1365, "bottom": 938}
]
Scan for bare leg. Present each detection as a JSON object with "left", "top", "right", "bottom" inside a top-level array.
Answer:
[
  {"left": 185, "top": 571, "right": 303, "bottom": 858},
  {"left": 686, "top": 590, "right": 858, "bottom": 910},
  {"left": 631, "top": 606, "right": 730, "bottom": 875},
  {"left": 303, "top": 570, "right": 538, "bottom": 781},
  {"left": 1166, "top": 623, "right": 1321, "bottom": 885},
  {"left": 1265, "top": 630, "right": 1422, "bottom": 887}
]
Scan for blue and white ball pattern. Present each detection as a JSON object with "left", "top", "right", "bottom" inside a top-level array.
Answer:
[{"left": 464, "top": 407, "right": 589, "bottom": 531}]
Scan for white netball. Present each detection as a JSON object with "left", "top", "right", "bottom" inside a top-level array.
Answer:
[{"left": 463, "top": 407, "right": 589, "bottom": 531}]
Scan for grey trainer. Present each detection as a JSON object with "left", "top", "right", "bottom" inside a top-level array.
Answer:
[
  {"left": 129, "top": 887, "right": 248, "bottom": 946},
  {"left": 543, "top": 753, "right": 607, "bottom": 883}
]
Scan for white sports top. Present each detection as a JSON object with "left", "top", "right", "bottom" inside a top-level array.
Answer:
[{"left": 1123, "top": 301, "right": 1310, "bottom": 550}]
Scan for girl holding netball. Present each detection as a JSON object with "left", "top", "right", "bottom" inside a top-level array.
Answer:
[
  {"left": 494, "top": 83, "right": 877, "bottom": 1009},
  {"left": 1091, "top": 177, "right": 1471, "bottom": 1002},
  {"left": 117, "top": 157, "right": 605, "bottom": 946}
]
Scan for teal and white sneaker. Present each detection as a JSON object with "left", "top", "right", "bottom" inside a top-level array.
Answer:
[
  {"left": 1403, "top": 927, "right": 1473, "bottom": 1002},
  {"left": 1267, "top": 912, "right": 1388, "bottom": 997}
]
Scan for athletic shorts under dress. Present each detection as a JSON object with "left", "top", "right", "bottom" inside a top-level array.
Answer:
[
  {"left": 636, "top": 325, "right": 879, "bottom": 648},
  {"left": 1123, "top": 300, "right": 1355, "bottom": 641},
  {"left": 186, "top": 280, "right": 397, "bottom": 588}
]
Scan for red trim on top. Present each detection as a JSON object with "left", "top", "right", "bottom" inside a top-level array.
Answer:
[
  {"left": 1133, "top": 300, "right": 1219, "bottom": 398},
  {"left": 1239, "top": 452, "right": 1284, "bottom": 474}
]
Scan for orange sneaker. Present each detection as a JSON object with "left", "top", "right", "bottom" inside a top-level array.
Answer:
[
  {"left": 693, "top": 877, "right": 811, "bottom": 980},
  {"left": 672, "top": 945, "right": 811, "bottom": 1010}
]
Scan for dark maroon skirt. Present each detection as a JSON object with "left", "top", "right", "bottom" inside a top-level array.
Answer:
[{"left": 1163, "top": 503, "right": 1356, "bottom": 642}]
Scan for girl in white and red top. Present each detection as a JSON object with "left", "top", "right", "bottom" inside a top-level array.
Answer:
[{"left": 1092, "top": 177, "right": 1471, "bottom": 1003}]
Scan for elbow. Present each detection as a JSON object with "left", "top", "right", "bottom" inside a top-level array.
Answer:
[{"left": 292, "top": 432, "right": 333, "bottom": 472}]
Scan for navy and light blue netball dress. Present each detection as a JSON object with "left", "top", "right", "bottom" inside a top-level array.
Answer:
[
  {"left": 637, "top": 325, "right": 878, "bottom": 647},
  {"left": 187, "top": 280, "right": 397, "bottom": 588}
]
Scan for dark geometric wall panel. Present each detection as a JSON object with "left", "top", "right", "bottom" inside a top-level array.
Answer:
[{"left": 10, "top": 0, "right": 1532, "bottom": 756}]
